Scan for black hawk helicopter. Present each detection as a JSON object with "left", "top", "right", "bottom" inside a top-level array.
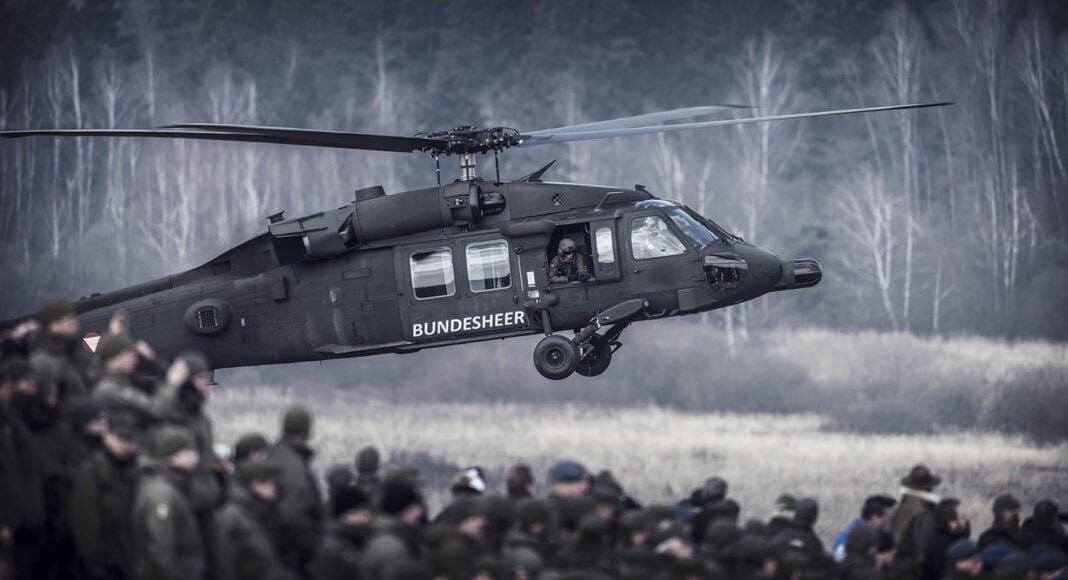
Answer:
[{"left": 2, "top": 102, "right": 947, "bottom": 379}]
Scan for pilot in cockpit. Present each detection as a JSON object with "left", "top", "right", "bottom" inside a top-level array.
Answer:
[{"left": 549, "top": 237, "right": 591, "bottom": 284}]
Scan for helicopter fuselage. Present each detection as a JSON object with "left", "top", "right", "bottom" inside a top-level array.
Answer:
[{"left": 65, "top": 178, "right": 820, "bottom": 377}]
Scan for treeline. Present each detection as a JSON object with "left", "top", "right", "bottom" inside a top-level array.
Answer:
[{"left": 2, "top": 0, "right": 1067, "bottom": 341}]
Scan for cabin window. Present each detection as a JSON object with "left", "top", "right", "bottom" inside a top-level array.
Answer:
[
  {"left": 595, "top": 227, "right": 615, "bottom": 264},
  {"left": 466, "top": 240, "right": 511, "bottom": 292},
  {"left": 410, "top": 247, "right": 455, "bottom": 300},
  {"left": 631, "top": 216, "right": 685, "bottom": 260}
]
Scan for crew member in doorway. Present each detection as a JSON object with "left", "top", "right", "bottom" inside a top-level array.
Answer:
[{"left": 549, "top": 238, "right": 590, "bottom": 284}]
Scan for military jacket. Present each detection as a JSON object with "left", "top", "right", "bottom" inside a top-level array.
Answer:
[{"left": 131, "top": 465, "right": 204, "bottom": 580}]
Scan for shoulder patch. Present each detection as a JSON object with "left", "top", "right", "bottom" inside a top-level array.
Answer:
[{"left": 154, "top": 503, "right": 170, "bottom": 520}]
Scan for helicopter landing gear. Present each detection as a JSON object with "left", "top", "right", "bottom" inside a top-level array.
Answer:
[
  {"left": 575, "top": 335, "right": 613, "bottom": 377},
  {"left": 532, "top": 299, "right": 648, "bottom": 380},
  {"left": 533, "top": 335, "right": 579, "bottom": 380}
]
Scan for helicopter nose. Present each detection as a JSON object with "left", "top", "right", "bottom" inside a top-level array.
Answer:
[{"left": 771, "top": 258, "right": 823, "bottom": 292}]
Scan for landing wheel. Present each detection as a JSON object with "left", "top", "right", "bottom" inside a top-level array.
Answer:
[
  {"left": 533, "top": 335, "right": 579, "bottom": 380},
  {"left": 575, "top": 336, "right": 613, "bottom": 377}
]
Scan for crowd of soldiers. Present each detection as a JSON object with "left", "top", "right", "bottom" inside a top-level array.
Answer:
[{"left": 1, "top": 299, "right": 1066, "bottom": 580}]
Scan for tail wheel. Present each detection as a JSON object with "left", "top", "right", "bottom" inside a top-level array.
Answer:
[
  {"left": 533, "top": 335, "right": 578, "bottom": 380},
  {"left": 575, "top": 336, "right": 613, "bottom": 377}
]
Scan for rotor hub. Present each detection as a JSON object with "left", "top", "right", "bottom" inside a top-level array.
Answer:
[{"left": 421, "top": 126, "right": 522, "bottom": 156}]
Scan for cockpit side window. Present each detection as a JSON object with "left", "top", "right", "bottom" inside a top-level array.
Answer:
[
  {"left": 630, "top": 216, "right": 686, "bottom": 260},
  {"left": 666, "top": 208, "right": 719, "bottom": 249},
  {"left": 410, "top": 247, "right": 455, "bottom": 299}
]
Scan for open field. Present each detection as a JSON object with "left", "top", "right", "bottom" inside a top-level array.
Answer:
[
  {"left": 210, "top": 386, "right": 1067, "bottom": 544},
  {"left": 221, "top": 325, "right": 1068, "bottom": 443}
]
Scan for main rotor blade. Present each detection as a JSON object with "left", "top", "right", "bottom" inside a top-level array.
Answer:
[
  {"left": 518, "top": 102, "right": 952, "bottom": 147},
  {"left": 526, "top": 105, "right": 750, "bottom": 136},
  {"left": 0, "top": 127, "right": 446, "bottom": 153}
]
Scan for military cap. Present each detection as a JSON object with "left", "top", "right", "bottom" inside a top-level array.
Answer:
[
  {"left": 153, "top": 425, "right": 196, "bottom": 458},
  {"left": 333, "top": 485, "right": 370, "bottom": 517},
  {"left": 281, "top": 404, "right": 313, "bottom": 438},
  {"left": 794, "top": 497, "right": 820, "bottom": 527},
  {"left": 516, "top": 498, "right": 551, "bottom": 527},
  {"left": 96, "top": 333, "right": 134, "bottom": 362},
  {"left": 901, "top": 464, "right": 941, "bottom": 491},
  {"left": 233, "top": 433, "right": 269, "bottom": 463},
  {"left": 69, "top": 398, "right": 104, "bottom": 429},
  {"left": 380, "top": 478, "right": 421, "bottom": 515},
  {"left": 775, "top": 494, "right": 797, "bottom": 511},
  {"left": 237, "top": 459, "right": 281, "bottom": 485},
  {"left": 442, "top": 497, "right": 485, "bottom": 526},
  {"left": 177, "top": 351, "right": 211, "bottom": 377},
  {"left": 37, "top": 299, "right": 74, "bottom": 326},
  {"left": 947, "top": 539, "right": 980, "bottom": 563},
  {"left": 1033, "top": 499, "right": 1060, "bottom": 526},
  {"left": 547, "top": 459, "right": 587, "bottom": 483},
  {"left": 703, "top": 476, "right": 729, "bottom": 502},
  {"left": 355, "top": 446, "right": 380, "bottom": 474},
  {"left": 992, "top": 493, "right": 1022, "bottom": 513}
]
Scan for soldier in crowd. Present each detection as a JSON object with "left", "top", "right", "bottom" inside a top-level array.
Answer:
[
  {"left": 921, "top": 498, "right": 972, "bottom": 580},
  {"left": 269, "top": 404, "right": 324, "bottom": 576},
  {"left": 774, "top": 496, "right": 830, "bottom": 576},
  {"left": 362, "top": 475, "right": 426, "bottom": 578},
  {"left": 1017, "top": 500, "right": 1068, "bottom": 553},
  {"left": 841, "top": 522, "right": 883, "bottom": 580},
  {"left": 312, "top": 485, "right": 373, "bottom": 580},
  {"left": 29, "top": 299, "right": 91, "bottom": 405},
  {"left": 233, "top": 433, "right": 270, "bottom": 465},
  {"left": 768, "top": 494, "right": 798, "bottom": 536},
  {"left": 353, "top": 446, "right": 382, "bottom": 506},
  {"left": 92, "top": 333, "right": 163, "bottom": 429},
  {"left": 131, "top": 426, "right": 204, "bottom": 580},
  {"left": 977, "top": 494, "right": 1022, "bottom": 549},
  {"left": 506, "top": 463, "right": 536, "bottom": 501},
  {"left": 886, "top": 464, "right": 943, "bottom": 580},
  {"left": 834, "top": 495, "right": 897, "bottom": 562},
  {"left": 215, "top": 459, "right": 296, "bottom": 580},
  {"left": 156, "top": 352, "right": 223, "bottom": 577},
  {"left": 545, "top": 459, "right": 595, "bottom": 540},
  {"left": 943, "top": 540, "right": 983, "bottom": 579},
  {"left": 324, "top": 464, "right": 356, "bottom": 518},
  {"left": 69, "top": 410, "right": 141, "bottom": 580}
]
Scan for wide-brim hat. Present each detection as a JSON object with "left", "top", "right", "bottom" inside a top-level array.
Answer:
[{"left": 900, "top": 464, "right": 941, "bottom": 490}]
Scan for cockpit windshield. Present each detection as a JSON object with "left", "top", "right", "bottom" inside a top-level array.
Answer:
[{"left": 666, "top": 208, "right": 719, "bottom": 248}]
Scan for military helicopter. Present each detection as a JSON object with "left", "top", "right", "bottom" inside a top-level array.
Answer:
[{"left": 2, "top": 101, "right": 946, "bottom": 379}]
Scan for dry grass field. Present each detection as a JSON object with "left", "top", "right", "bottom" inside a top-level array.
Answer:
[{"left": 209, "top": 386, "right": 1067, "bottom": 543}]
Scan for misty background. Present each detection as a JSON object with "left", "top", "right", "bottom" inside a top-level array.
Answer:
[{"left": 2, "top": 0, "right": 1067, "bottom": 441}]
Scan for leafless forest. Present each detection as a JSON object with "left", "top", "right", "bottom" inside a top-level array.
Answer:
[{"left": 2, "top": 1, "right": 1067, "bottom": 440}]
